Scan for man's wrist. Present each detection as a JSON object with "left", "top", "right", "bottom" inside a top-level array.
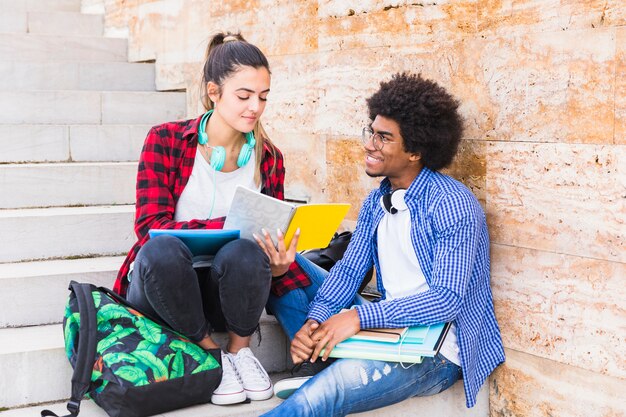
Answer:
[
  {"left": 354, "top": 302, "right": 385, "bottom": 329},
  {"left": 307, "top": 303, "right": 332, "bottom": 324},
  {"left": 348, "top": 308, "right": 362, "bottom": 330}
]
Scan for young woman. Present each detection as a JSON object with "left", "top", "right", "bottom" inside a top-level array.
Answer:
[{"left": 112, "top": 32, "right": 311, "bottom": 405}]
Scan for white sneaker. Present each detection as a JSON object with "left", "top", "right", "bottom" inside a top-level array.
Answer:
[
  {"left": 231, "top": 347, "right": 273, "bottom": 401},
  {"left": 211, "top": 351, "right": 247, "bottom": 405},
  {"left": 274, "top": 376, "right": 311, "bottom": 399}
]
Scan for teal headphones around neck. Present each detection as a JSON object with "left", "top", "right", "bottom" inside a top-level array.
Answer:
[{"left": 197, "top": 109, "right": 256, "bottom": 171}]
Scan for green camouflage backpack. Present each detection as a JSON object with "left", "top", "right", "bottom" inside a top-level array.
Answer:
[{"left": 42, "top": 281, "right": 221, "bottom": 417}]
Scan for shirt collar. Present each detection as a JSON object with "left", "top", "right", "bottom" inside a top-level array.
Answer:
[
  {"left": 182, "top": 114, "right": 203, "bottom": 141},
  {"left": 378, "top": 167, "right": 433, "bottom": 202}
]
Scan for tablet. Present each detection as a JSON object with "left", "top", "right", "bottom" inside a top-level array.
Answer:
[{"left": 148, "top": 229, "right": 240, "bottom": 256}]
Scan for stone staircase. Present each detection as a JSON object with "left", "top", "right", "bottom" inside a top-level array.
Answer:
[
  {"left": 0, "top": 0, "right": 283, "bottom": 411},
  {"left": 0, "top": 1, "right": 488, "bottom": 416}
]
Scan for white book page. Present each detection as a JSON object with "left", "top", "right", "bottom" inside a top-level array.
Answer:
[{"left": 223, "top": 185, "right": 295, "bottom": 245}]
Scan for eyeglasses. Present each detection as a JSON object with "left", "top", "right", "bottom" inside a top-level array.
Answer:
[{"left": 361, "top": 127, "right": 398, "bottom": 151}]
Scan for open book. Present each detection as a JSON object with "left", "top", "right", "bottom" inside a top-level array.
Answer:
[{"left": 223, "top": 185, "right": 351, "bottom": 251}]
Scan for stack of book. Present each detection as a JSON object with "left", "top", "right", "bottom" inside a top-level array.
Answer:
[{"left": 323, "top": 322, "right": 451, "bottom": 364}]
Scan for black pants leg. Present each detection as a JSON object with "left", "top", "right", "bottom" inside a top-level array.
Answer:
[
  {"left": 207, "top": 238, "right": 271, "bottom": 336},
  {"left": 126, "top": 235, "right": 271, "bottom": 342}
]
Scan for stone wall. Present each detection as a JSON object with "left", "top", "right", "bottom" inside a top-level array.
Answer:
[{"left": 94, "top": 1, "right": 625, "bottom": 415}]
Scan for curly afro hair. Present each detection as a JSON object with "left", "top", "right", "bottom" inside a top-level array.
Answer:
[{"left": 366, "top": 73, "right": 463, "bottom": 171}]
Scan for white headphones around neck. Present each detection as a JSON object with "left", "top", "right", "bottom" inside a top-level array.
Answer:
[{"left": 380, "top": 189, "right": 408, "bottom": 214}]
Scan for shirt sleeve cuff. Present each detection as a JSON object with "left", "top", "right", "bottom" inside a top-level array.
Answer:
[
  {"left": 355, "top": 302, "right": 385, "bottom": 329},
  {"left": 307, "top": 303, "right": 333, "bottom": 324}
]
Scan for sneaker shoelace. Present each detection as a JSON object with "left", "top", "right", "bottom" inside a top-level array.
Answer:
[
  {"left": 221, "top": 352, "right": 242, "bottom": 385},
  {"left": 290, "top": 362, "right": 304, "bottom": 376},
  {"left": 234, "top": 349, "right": 270, "bottom": 385}
]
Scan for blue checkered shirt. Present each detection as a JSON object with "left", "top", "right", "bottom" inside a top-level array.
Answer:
[{"left": 308, "top": 167, "right": 505, "bottom": 408}]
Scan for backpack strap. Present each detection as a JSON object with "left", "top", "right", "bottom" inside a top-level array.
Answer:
[{"left": 41, "top": 281, "right": 98, "bottom": 417}]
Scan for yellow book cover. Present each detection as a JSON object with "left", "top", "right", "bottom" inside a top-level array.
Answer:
[
  {"left": 224, "top": 186, "right": 350, "bottom": 251},
  {"left": 284, "top": 204, "right": 351, "bottom": 251}
]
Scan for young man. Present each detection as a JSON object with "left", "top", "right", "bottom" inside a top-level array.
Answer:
[{"left": 263, "top": 73, "right": 505, "bottom": 416}]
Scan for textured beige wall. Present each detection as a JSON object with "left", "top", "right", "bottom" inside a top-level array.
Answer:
[{"left": 97, "top": 1, "right": 626, "bottom": 415}]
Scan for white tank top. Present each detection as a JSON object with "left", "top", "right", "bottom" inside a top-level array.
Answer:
[{"left": 174, "top": 148, "right": 260, "bottom": 221}]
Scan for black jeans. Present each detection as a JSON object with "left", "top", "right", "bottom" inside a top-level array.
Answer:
[{"left": 127, "top": 234, "right": 271, "bottom": 342}]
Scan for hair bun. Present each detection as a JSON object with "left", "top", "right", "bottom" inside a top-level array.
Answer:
[{"left": 223, "top": 35, "right": 238, "bottom": 43}]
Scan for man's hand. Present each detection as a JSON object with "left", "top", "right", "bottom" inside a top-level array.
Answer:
[
  {"left": 290, "top": 319, "right": 320, "bottom": 364},
  {"left": 254, "top": 228, "right": 300, "bottom": 277},
  {"left": 310, "top": 309, "right": 361, "bottom": 362}
]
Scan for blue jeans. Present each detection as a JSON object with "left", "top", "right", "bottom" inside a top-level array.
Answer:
[
  {"left": 267, "top": 254, "right": 364, "bottom": 339},
  {"left": 264, "top": 255, "right": 462, "bottom": 416},
  {"left": 262, "top": 354, "right": 461, "bottom": 417},
  {"left": 266, "top": 253, "right": 328, "bottom": 339}
]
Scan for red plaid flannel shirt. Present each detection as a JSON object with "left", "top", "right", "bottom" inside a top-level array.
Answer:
[{"left": 113, "top": 115, "right": 311, "bottom": 297}]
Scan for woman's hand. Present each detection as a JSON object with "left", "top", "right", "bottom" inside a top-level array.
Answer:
[{"left": 253, "top": 228, "right": 300, "bottom": 277}]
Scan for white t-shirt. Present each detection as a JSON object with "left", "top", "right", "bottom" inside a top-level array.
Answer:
[
  {"left": 174, "top": 148, "right": 260, "bottom": 222},
  {"left": 377, "top": 205, "right": 461, "bottom": 366}
]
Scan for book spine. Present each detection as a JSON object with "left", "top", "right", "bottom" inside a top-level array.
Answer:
[{"left": 284, "top": 207, "right": 296, "bottom": 233}]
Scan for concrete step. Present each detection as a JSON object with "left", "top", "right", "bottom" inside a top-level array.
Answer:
[
  {"left": 0, "top": 11, "right": 103, "bottom": 36},
  {"left": 0, "top": 256, "right": 124, "bottom": 327},
  {"left": 0, "top": 162, "right": 136, "bottom": 209},
  {"left": 0, "top": 61, "right": 155, "bottom": 91},
  {"left": 0, "top": 33, "right": 127, "bottom": 62},
  {"left": 0, "top": 205, "right": 134, "bottom": 263},
  {"left": 0, "top": 125, "right": 69, "bottom": 163},
  {"left": 0, "top": 0, "right": 81, "bottom": 13},
  {"left": 0, "top": 91, "right": 185, "bottom": 124},
  {"left": 69, "top": 125, "right": 148, "bottom": 162},
  {"left": 0, "top": 124, "right": 150, "bottom": 163},
  {"left": 27, "top": 11, "right": 103, "bottom": 37},
  {"left": 1, "top": 387, "right": 285, "bottom": 417},
  {"left": 0, "top": 367, "right": 487, "bottom": 416},
  {"left": 0, "top": 10, "right": 27, "bottom": 34},
  {"left": 0, "top": 91, "right": 100, "bottom": 124},
  {"left": 100, "top": 91, "right": 186, "bottom": 125},
  {"left": 0, "top": 325, "right": 73, "bottom": 409},
  {"left": 0, "top": 316, "right": 289, "bottom": 408}
]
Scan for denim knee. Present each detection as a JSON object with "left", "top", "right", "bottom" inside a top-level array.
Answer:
[
  {"left": 267, "top": 287, "right": 313, "bottom": 340},
  {"left": 294, "top": 253, "right": 328, "bottom": 289}
]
